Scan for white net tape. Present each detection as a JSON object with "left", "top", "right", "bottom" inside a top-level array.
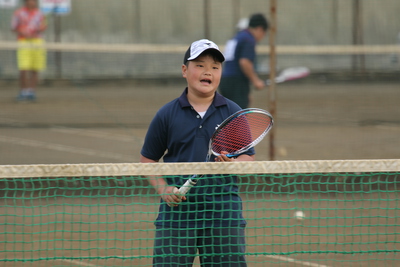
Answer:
[{"left": 2, "top": 159, "right": 400, "bottom": 178}]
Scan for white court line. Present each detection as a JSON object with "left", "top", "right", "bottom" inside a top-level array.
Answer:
[
  {"left": 70, "top": 254, "right": 330, "bottom": 267},
  {"left": 52, "top": 253, "right": 331, "bottom": 267},
  {"left": 0, "top": 118, "right": 144, "bottom": 143},
  {"left": 58, "top": 259, "right": 100, "bottom": 267},
  {"left": 376, "top": 125, "right": 400, "bottom": 132},
  {"left": 264, "top": 255, "right": 330, "bottom": 267},
  {"left": 0, "top": 135, "right": 132, "bottom": 162},
  {"left": 0, "top": 117, "right": 26, "bottom": 127},
  {"left": 50, "top": 126, "right": 143, "bottom": 143}
]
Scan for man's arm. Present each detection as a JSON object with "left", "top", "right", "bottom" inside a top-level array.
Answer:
[
  {"left": 140, "top": 155, "right": 185, "bottom": 206},
  {"left": 239, "top": 58, "right": 265, "bottom": 90}
]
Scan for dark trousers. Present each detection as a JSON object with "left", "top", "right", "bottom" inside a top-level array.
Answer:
[{"left": 153, "top": 225, "right": 247, "bottom": 267}]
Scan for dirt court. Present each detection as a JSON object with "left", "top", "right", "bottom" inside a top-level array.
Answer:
[
  {"left": 0, "top": 80, "right": 400, "bottom": 266},
  {"left": 1, "top": 80, "right": 400, "bottom": 164}
]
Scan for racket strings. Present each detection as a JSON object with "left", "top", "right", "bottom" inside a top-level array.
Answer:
[{"left": 211, "top": 114, "right": 272, "bottom": 154}]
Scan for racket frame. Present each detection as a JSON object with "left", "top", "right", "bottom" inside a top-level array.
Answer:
[
  {"left": 210, "top": 108, "right": 273, "bottom": 157},
  {"left": 178, "top": 108, "right": 273, "bottom": 196}
]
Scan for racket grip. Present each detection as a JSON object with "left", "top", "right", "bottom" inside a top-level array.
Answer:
[{"left": 179, "top": 178, "right": 197, "bottom": 195}]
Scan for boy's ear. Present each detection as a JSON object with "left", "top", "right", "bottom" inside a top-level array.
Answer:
[{"left": 182, "top": 64, "right": 187, "bottom": 78}]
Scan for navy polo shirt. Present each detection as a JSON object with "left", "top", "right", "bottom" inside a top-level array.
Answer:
[
  {"left": 141, "top": 88, "right": 255, "bottom": 228},
  {"left": 222, "top": 29, "right": 256, "bottom": 79}
]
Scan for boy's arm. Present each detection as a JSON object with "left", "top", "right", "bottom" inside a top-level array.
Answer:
[
  {"left": 27, "top": 14, "right": 47, "bottom": 37},
  {"left": 140, "top": 155, "right": 186, "bottom": 206},
  {"left": 37, "top": 15, "right": 47, "bottom": 33},
  {"left": 235, "top": 154, "right": 255, "bottom": 161},
  {"left": 11, "top": 12, "right": 19, "bottom": 33}
]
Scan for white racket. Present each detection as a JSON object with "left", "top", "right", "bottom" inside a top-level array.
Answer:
[{"left": 266, "top": 66, "right": 310, "bottom": 85}]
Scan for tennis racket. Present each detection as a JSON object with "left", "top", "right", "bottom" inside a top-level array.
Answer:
[
  {"left": 178, "top": 108, "right": 273, "bottom": 195},
  {"left": 266, "top": 66, "right": 310, "bottom": 85}
]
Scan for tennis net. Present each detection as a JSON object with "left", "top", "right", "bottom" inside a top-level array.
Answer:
[{"left": 1, "top": 159, "right": 399, "bottom": 266}]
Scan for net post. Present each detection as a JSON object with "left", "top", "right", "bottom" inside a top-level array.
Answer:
[{"left": 268, "top": 0, "right": 277, "bottom": 161}]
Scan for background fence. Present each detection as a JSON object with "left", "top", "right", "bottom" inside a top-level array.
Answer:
[
  {"left": 1, "top": 0, "right": 400, "bottom": 164},
  {"left": 1, "top": 0, "right": 400, "bottom": 79}
]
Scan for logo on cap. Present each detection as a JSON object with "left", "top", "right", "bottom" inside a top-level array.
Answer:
[{"left": 185, "top": 39, "right": 225, "bottom": 63}]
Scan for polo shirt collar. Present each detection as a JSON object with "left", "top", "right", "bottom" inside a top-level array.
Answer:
[{"left": 178, "top": 87, "right": 227, "bottom": 108}]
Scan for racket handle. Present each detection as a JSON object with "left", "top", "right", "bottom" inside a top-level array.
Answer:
[{"left": 179, "top": 178, "right": 197, "bottom": 195}]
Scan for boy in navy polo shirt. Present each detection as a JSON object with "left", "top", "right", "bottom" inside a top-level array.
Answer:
[{"left": 140, "top": 39, "right": 255, "bottom": 266}]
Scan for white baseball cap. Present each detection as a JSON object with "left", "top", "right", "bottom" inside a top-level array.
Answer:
[{"left": 183, "top": 39, "right": 225, "bottom": 64}]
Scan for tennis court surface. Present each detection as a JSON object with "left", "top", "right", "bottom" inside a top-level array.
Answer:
[
  {"left": 1, "top": 80, "right": 400, "bottom": 164},
  {"left": 1, "top": 79, "right": 400, "bottom": 266}
]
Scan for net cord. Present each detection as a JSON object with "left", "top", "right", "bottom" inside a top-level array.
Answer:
[{"left": 1, "top": 159, "right": 400, "bottom": 178}]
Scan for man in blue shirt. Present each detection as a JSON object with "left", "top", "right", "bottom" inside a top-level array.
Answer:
[
  {"left": 140, "top": 39, "right": 254, "bottom": 266},
  {"left": 219, "top": 14, "right": 269, "bottom": 109}
]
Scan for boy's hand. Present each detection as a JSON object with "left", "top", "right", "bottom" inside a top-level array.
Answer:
[
  {"left": 19, "top": 27, "right": 35, "bottom": 38},
  {"left": 215, "top": 151, "right": 234, "bottom": 162},
  {"left": 158, "top": 186, "right": 186, "bottom": 207}
]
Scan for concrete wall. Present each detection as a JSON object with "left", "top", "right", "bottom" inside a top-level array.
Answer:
[
  {"left": 2, "top": 0, "right": 399, "bottom": 45},
  {"left": 1, "top": 0, "right": 399, "bottom": 78}
]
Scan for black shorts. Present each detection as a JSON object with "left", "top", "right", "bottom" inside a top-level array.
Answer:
[
  {"left": 153, "top": 225, "right": 247, "bottom": 267},
  {"left": 219, "top": 76, "right": 250, "bottom": 109}
]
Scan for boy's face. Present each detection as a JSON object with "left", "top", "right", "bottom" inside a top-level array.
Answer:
[
  {"left": 25, "top": 0, "right": 38, "bottom": 9},
  {"left": 253, "top": 27, "right": 267, "bottom": 42},
  {"left": 182, "top": 54, "right": 222, "bottom": 97}
]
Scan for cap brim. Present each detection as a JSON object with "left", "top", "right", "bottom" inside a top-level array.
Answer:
[{"left": 187, "top": 48, "right": 225, "bottom": 62}]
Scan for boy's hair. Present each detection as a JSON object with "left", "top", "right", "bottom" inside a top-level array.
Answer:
[
  {"left": 248, "top": 13, "right": 269, "bottom": 31},
  {"left": 183, "top": 39, "right": 225, "bottom": 65}
]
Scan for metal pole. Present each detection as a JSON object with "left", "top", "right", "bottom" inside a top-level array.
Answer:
[
  {"left": 204, "top": 0, "right": 210, "bottom": 39},
  {"left": 135, "top": 0, "right": 141, "bottom": 38},
  {"left": 352, "top": 0, "right": 364, "bottom": 71},
  {"left": 331, "top": 0, "right": 339, "bottom": 42},
  {"left": 268, "top": 0, "right": 277, "bottom": 161},
  {"left": 54, "top": 12, "right": 62, "bottom": 78}
]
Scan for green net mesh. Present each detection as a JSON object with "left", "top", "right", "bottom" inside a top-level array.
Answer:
[{"left": 0, "top": 161, "right": 399, "bottom": 266}]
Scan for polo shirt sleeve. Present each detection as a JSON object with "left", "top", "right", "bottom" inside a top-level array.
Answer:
[
  {"left": 238, "top": 37, "right": 256, "bottom": 62},
  {"left": 140, "top": 110, "right": 168, "bottom": 161}
]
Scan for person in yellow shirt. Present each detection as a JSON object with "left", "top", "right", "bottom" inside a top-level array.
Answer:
[{"left": 11, "top": 0, "right": 47, "bottom": 102}]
